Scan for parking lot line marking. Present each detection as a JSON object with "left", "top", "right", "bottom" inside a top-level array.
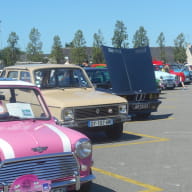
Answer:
[
  {"left": 93, "top": 131, "right": 169, "bottom": 149},
  {"left": 92, "top": 167, "right": 164, "bottom": 192},
  {"left": 123, "top": 131, "right": 169, "bottom": 140}
]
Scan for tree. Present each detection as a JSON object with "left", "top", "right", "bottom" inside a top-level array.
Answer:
[
  {"left": 50, "top": 35, "right": 64, "bottom": 64},
  {"left": 112, "top": 20, "right": 128, "bottom": 48},
  {"left": 65, "top": 42, "right": 74, "bottom": 48},
  {"left": 156, "top": 32, "right": 166, "bottom": 62},
  {"left": 132, "top": 26, "right": 149, "bottom": 48},
  {"left": 1, "top": 32, "right": 21, "bottom": 66},
  {"left": 7, "top": 32, "right": 19, "bottom": 48},
  {"left": 173, "top": 33, "right": 187, "bottom": 63},
  {"left": 92, "top": 29, "right": 105, "bottom": 63},
  {"left": 71, "top": 30, "right": 87, "bottom": 64},
  {"left": 26, "top": 27, "right": 43, "bottom": 62}
]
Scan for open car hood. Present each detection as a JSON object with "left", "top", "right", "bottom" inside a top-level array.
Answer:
[{"left": 102, "top": 46, "right": 158, "bottom": 95}]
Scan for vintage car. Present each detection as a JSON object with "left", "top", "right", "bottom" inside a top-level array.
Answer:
[
  {"left": 154, "top": 70, "right": 177, "bottom": 90},
  {"left": 152, "top": 61, "right": 187, "bottom": 86},
  {"left": 153, "top": 65, "right": 178, "bottom": 89},
  {"left": 0, "top": 78, "right": 95, "bottom": 192},
  {"left": 1, "top": 64, "right": 129, "bottom": 139},
  {"left": 85, "top": 46, "right": 162, "bottom": 119}
]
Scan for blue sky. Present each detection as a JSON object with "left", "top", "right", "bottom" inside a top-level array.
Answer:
[{"left": 0, "top": 0, "right": 192, "bottom": 53}]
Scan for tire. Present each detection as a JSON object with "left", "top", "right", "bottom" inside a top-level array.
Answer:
[
  {"left": 105, "top": 123, "right": 123, "bottom": 140},
  {"left": 77, "top": 181, "right": 92, "bottom": 192}
]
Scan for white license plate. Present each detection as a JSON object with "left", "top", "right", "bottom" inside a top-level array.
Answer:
[
  {"left": 134, "top": 103, "right": 149, "bottom": 110},
  {"left": 88, "top": 119, "right": 113, "bottom": 127}
]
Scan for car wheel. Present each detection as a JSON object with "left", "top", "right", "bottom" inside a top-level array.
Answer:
[
  {"left": 77, "top": 181, "right": 92, "bottom": 192},
  {"left": 105, "top": 123, "right": 123, "bottom": 140}
]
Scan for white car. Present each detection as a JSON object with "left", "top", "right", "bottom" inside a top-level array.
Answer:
[{"left": 154, "top": 70, "right": 178, "bottom": 90}]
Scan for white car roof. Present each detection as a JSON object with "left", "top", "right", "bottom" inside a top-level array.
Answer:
[{"left": 0, "top": 78, "right": 35, "bottom": 86}]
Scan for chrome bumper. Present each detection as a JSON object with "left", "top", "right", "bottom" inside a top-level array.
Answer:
[
  {"left": 0, "top": 174, "right": 96, "bottom": 192},
  {"left": 51, "top": 174, "right": 96, "bottom": 190}
]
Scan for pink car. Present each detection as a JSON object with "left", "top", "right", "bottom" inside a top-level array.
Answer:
[{"left": 0, "top": 79, "right": 95, "bottom": 192}]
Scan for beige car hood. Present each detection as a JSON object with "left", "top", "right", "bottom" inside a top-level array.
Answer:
[{"left": 42, "top": 88, "right": 127, "bottom": 108}]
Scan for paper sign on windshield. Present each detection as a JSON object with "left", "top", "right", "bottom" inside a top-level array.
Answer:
[{"left": 6, "top": 103, "right": 34, "bottom": 118}]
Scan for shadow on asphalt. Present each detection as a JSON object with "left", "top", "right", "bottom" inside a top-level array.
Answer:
[
  {"left": 90, "top": 183, "right": 116, "bottom": 192},
  {"left": 84, "top": 130, "right": 141, "bottom": 145},
  {"left": 149, "top": 113, "right": 173, "bottom": 120},
  {"left": 132, "top": 113, "right": 173, "bottom": 122},
  {"left": 82, "top": 113, "right": 172, "bottom": 144}
]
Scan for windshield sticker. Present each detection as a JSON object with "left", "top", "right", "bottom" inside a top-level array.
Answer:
[{"left": 6, "top": 103, "right": 34, "bottom": 118}]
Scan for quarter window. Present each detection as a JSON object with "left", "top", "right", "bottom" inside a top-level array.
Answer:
[
  {"left": 20, "top": 71, "right": 31, "bottom": 82},
  {"left": 7, "top": 71, "right": 18, "bottom": 79}
]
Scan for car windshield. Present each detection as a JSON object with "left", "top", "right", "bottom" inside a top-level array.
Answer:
[
  {"left": 34, "top": 68, "right": 92, "bottom": 89},
  {"left": 0, "top": 87, "right": 50, "bottom": 121},
  {"left": 86, "top": 69, "right": 111, "bottom": 84}
]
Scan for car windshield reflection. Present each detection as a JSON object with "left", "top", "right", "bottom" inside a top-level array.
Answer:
[
  {"left": 0, "top": 88, "right": 50, "bottom": 121},
  {"left": 34, "top": 68, "right": 92, "bottom": 89}
]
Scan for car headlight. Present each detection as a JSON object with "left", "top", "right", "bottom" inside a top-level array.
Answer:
[
  {"left": 75, "top": 138, "right": 92, "bottom": 159},
  {"left": 63, "top": 108, "right": 74, "bottom": 121},
  {"left": 119, "top": 104, "right": 127, "bottom": 114}
]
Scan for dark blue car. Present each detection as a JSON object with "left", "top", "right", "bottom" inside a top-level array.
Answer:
[{"left": 85, "top": 46, "right": 162, "bottom": 119}]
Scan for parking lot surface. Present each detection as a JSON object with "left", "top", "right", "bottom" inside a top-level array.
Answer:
[{"left": 89, "top": 84, "right": 192, "bottom": 192}]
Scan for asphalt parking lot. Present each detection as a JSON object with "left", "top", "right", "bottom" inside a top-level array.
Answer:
[{"left": 89, "top": 84, "right": 192, "bottom": 192}]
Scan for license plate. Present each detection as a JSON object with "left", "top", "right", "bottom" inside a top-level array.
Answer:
[
  {"left": 133, "top": 103, "right": 149, "bottom": 110},
  {"left": 88, "top": 119, "right": 113, "bottom": 127},
  {"left": 167, "top": 83, "right": 174, "bottom": 87}
]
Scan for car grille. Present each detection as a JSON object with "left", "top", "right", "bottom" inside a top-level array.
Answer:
[
  {"left": 75, "top": 104, "right": 119, "bottom": 119},
  {"left": 0, "top": 152, "right": 79, "bottom": 185},
  {"left": 166, "top": 79, "right": 174, "bottom": 83},
  {"left": 122, "top": 93, "right": 159, "bottom": 101}
]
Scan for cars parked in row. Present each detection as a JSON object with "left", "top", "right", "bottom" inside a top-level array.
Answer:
[
  {"left": 1, "top": 64, "right": 129, "bottom": 140},
  {"left": 0, "top": 78, "right": 95, "bottom": 192}
]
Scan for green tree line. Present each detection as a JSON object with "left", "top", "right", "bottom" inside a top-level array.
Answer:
[{"left": 0, "top": 20, "right": 188, "bottom": 66}]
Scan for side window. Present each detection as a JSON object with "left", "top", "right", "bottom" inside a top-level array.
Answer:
[
  {"left": 20, "top": 71, "right": 31, "bottom": 82},
  {"left": 0, "top": 70, "right": 6, "bottom": 77},
  {"left": 7, "top": 71, "right": 18, "bottom": 79}
]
